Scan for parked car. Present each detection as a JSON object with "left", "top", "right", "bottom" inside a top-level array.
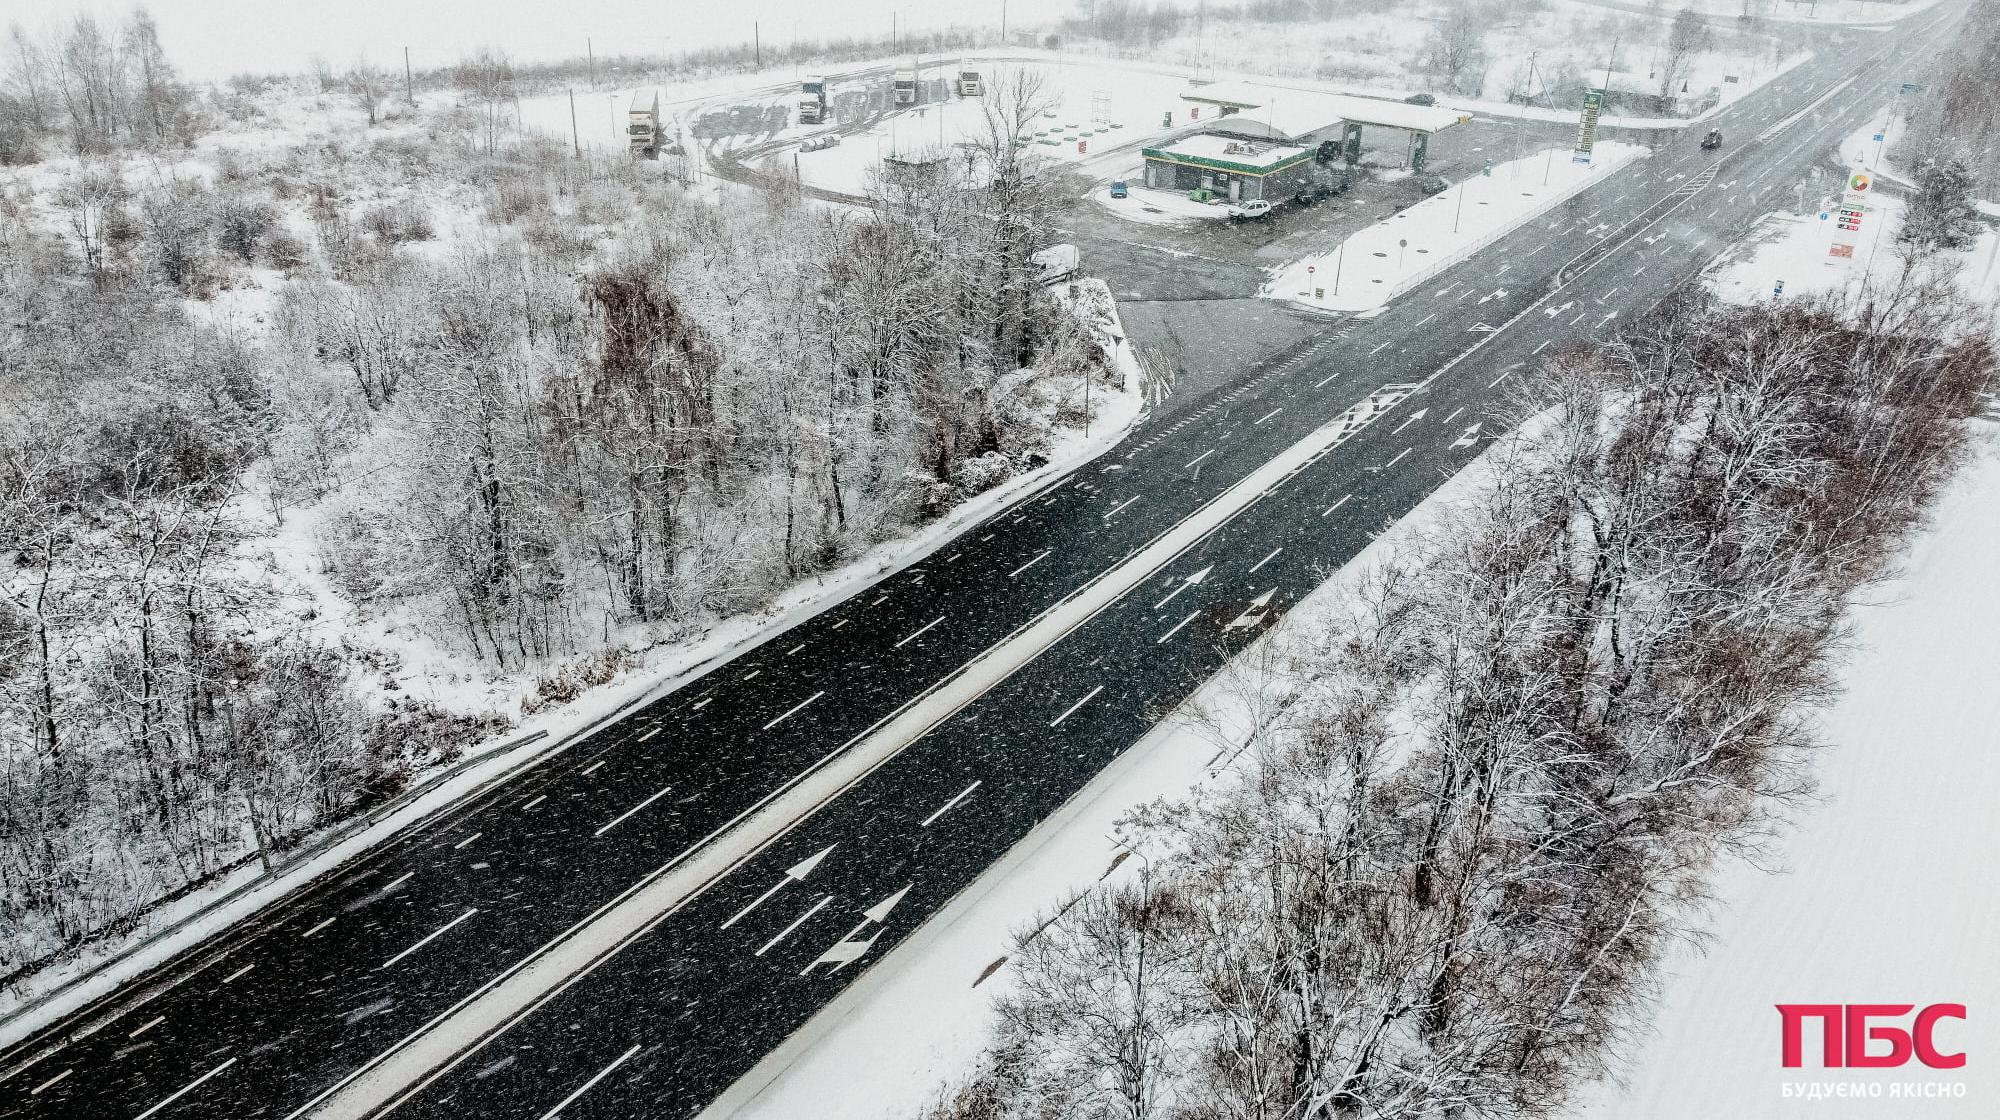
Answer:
[
  {"left": 1700, "top": 128, "right": 1723, "bottom": 150},
  {"left": 1227, "top": 198, "right": 1274, "bottom": 222},
  {"left": 1403, "top": 92, "right": 1438, "bottom": 106},
  {"left": 1109, "top": 180, "right": 1128, "bottom": 199},
  {"left": 1416, "top": 173, "right": 1450, "bottom": 196},
  {"left": 1030, "top": 243, "right": 1081, "bottom": 285},
  {"left": 1294, "top": 186, "right": 1321, "bottom": 207}
]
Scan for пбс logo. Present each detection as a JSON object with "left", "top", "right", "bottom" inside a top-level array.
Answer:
[{"left": 1777, "top": 1004, "right": 1967, "bottom": 1069}]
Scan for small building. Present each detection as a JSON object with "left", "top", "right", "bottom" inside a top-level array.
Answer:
[
  {"left": 1174, "top": 79, "right": 1468, "bottom": 171},
  {"left": 1140, "top": 133, "right": 1314, "bottom": 202}
]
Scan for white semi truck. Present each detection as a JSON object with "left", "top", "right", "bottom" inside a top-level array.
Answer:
[
  {"left": 628, "top": 90, "right": 660, "bottom": 158},
  {"left": 893, "top": 69, "right": 918, "bottom": 106},
  {"left": 798, "top": 75, "right": 829, "bottom": 125}
]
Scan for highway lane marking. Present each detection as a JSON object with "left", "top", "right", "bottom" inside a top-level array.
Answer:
[
  {"left": 581, "top": 761, "right": 606, "bottom": 776},
  {"left": 895, "top": 616, "right": 945, "bottom": 648},
  {"left": 132, "top": 1057, "right": 237, "bottom": 1120},
  {"left": 829, "top": 619, "right": 849, "bottom": 631},
  {"left": 1597, "top": 312, "right": 1618, "bottom": 328},
  {"left": 871, "top": 594, "right": 890, "bottom": 606},
  {"left": 1184, "top": 449, "right": 1214, "bottom": 469},
  {"left": 129, "top": 1015, "right": 165, "bottom": 1039},
  {"left": 921, "top": 780, "right": 984, "bottom": 825},
  {"left": 1313, "top": 371, "right": 1340, "bottom": 388},
  {"left": 693, "top": 695, "right": 716, "bottom": 707},
  {"left": 1526, "top": 245, "right": 1544, "bottom": 256},
  {"left": 1381, "top": 448, "right": 1413, "bottom": 471},
  {"left": 301, "top": 916, "right": 336, "bottom": 938},
  {"left": 1156, "top": 611, "right": 1201, "bottom": 645},
  {"left": 1255, "top": 407, "right": 1282, "bottom": 424},
  {"left": 1596, "top": 284, "right": 1623, "bottom": 304},
  {"left": 30, "top": 1068, "right": 70, "bottom": 1094},
  {"left": 1488, "top": 371, "right": 1511, "bottom": 389},
  {"left": 1369, "top": 341, "right": 1392, "bottom": 355},
  {"left": 452, "top": 833, "right": 481, "bottom": 850},
  {"left": 762, "top": 691, "right": 825, "bottom": 731},
  {"left": 522, "top": 795, "right": 548, "bottom": 811},
  {"left": 536, "top": 1043, "right": 640, "bottom": 1120},
  {"left": 1050, "top": 686, "right": 1105, "bottom": 728},
  {"left": 595, "top": 784, "right": 676, "bottom": 837},
  {"left": 1103, "top": 496, "right": 1139, "bottom": 518},
  {"left": 1249, "top": 547, "right": 1282, "bottom": 573},
  {"left": 1008, "top": 550, "right": 1052, "bottom": 578},
  {"left": 381, "top": 909, "right": 480, "bottom": 971},
  {"left": 979, "top": 533, "right": 994, "bottom": 541},
  {"left": 1533, "top": 340, "right": 1552, "bottom": 354},
  {"left": 1415, "top": 312, "right": 1436, "bottom": 327},
  {"left": 720, "top": 846, "right": 836, "bottom": 929},
  {"left": 1441, "top": 407, "right": 1464, "bottom": 425},
  {"left": 756, "top": 895, "right": 832, "bottom": 956},
  {"left": 1321, "top": 494, "right": 1351, "bottom": 518},
  {"left": 222, "top": 962, "right": 256, "bottom": 984},
  {"left": 742, "top": 669, "right": 761, "bottom": 681},
  {"left": 384, "top": 871, "right": 415, "bottom": 892},
  {"left": 947, "top": 552, "right": 962, "bottom": 562},
  {"left": 639, "top": 727, "right": 662, "bottom": 742}
]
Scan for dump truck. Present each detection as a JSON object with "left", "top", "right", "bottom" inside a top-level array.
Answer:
[
  {"left": 627, "top": 90, "right": 660, "bottom": 158},
  {"left": 893, "top": 69, "right": 919, "bottom": 106},
  {"left": 798, "top": 75, "right": 829, "bottom": 126},
  {"left": 957, "top": 68, "right": 982, "bottom": 97}
]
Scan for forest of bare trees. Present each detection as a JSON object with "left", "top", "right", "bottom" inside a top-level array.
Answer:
[
  {"left": 0, "top": 28, "right": 1115, "bottom": 980},
  {"left": 1898, "top": 0, "right": 2000, "bottom": 195},
  {"left": 929, "top": 280, "right": 1992, "bottom": 1119}
]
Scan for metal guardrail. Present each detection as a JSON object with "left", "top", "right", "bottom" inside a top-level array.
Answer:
[{"left": 0, "top": 726, "right": 553, "bottom": 1049}]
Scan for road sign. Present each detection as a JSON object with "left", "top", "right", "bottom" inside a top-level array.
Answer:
[
  {"left": 1774, "top": 279, "right": 1785, "bottom": 295},
  {"left": 1849, "top": 171, "right": 1872, "bottom": 193},
  {"left": 1307, "top": 264, "right": 1316, "bottom": 274},
  {"left": 1482, "top": 158, "right": 1492, "bottom": 176},
  {"left": 1819, "top": 211, "right": 1830, "bottom": 221},
  {"left": 1572, "top": 89, "right": 1604, "bottom": 165}
]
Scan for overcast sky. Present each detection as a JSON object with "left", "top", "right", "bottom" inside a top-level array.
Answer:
[{"left": 23, "top": 0, "right": 1073, "bottom": 81}]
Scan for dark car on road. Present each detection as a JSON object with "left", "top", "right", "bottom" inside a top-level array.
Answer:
[
  {"left": 1701, "top": 128, "right": 1723, "bottom": 150},
  {"left": 1403, "top": 92, "right": 1438, "bottom": 106},
  {"left": 1109, "top": 180, "right": 1128, "bottom": 198}
]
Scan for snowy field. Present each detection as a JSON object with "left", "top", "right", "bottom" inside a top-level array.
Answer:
[
  {"left": 1569, "top": 427, "right": 2000, "bottom": 1118},
  {"left": 1262, "top": 141, "right": 1650, "bottom": 312}
]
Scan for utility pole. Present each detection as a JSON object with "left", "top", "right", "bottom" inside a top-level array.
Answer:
[
  {"left": 1001, "top": 0, "right": 1008, "bottom": 43},
  {"left": 1602, "top": 34, "right": 1620, "bottom": 97},
  {"left": 755, "top": 22, "right": 761, "bottom": 69},
  {"left": 1516, "top": 50, "right": 1537, "bottom": 169},
  {"left": 892, "top": 12, "right": 897, "bottom": 53},
  {"left": 587, "top": 37, "right": 595, "bottom": 89},
  {"left": 568, "top": 87, "right": 580, "bottom": 157},
  {"left": 403, "top": 47, "right": 413, "bottom": 102}
]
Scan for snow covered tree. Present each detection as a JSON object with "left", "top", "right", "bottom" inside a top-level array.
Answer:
[{"left": 1898, "top": 156, "right": 1980, "bottom": 254}]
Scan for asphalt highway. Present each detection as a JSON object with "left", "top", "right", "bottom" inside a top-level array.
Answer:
[{"left": 0, "top": 9, "right": 1961, "bottom": 1119}]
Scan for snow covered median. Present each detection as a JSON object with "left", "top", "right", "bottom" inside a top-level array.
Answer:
[{"left": 1262, "top": 141, "right": 1649, "bottom": 313}]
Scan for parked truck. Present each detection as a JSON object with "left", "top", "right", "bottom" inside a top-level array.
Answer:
[
  {"left": 893, "top": 69, "right": 919, "bottom": 106},
  {"left": 956, "top": 68, "right": 982, "bottom": 97},
  {"left": 798, "top": 75, "right": 829, "bottom": 125},
  {"left": 628, "top": 90, "right": 660, "bottom": 158}
]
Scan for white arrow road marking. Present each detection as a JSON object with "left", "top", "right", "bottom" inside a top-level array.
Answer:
[
  {"left": 756, "top": 894, "right": 831, "bottom": 957},
  {"left": 1597, "top": 312, "right": 1619, "bottom": 328},
  {"left": 133, "top": 1057, "right": 238, "bottom": 1120},
  {"left": 720, "top": 844, "right": 836, "bottom": 929},
  {"left": 1467, "top": 322, "right": 1498, "bottom": 333},
  {"left": 920, "top": 780, "right": 982, "bottom": 826},
  {"left": 1153, "top": 565, "right": 1213, "bottom": 610},
  {"left": 1226, "top": 588, "right": 1277, "bottom": 630},
  {"left": 1050, "top": 685, "right": 1104, "bottom": 727},
  {"left": 1450, "top": 423, "right": 1483, "bottom": 449},
  {"left": 1391, "top": 408, "right": 1429, "bottom": 434},
  {"left": 536, "top": 1045, "right": 639, "bottom": 1120},
  {"left": 863, "top": 885, "right": 912, "bottom": 925},
  {"left": 803, "top": 923, "right": 883, "bottom": 976},
  {"left": 1544, "top": 300, "right": 1575, "bottom": 318},
  {"left": 1476, "top": 288, "right": 1508, "bottom": 304}
]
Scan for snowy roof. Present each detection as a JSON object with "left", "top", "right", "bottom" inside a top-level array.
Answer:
[
  {"left": 1182, "top": 79, "right": 1468, "bottom": 137},
  {"left": 1149, "top": 133, "right": 1309, "bottom": 171}
]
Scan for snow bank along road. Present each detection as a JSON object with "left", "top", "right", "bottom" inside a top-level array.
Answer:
[{"left": 0, "top": 9, "right": 1963, "bottom": 1120}]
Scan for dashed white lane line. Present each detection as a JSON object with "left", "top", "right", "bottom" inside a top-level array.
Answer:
[
  {"left": 785, "top": 643, "right": 805, "bottom": 656},
  {"left": 383, "top": 871, "right": 415, "bottom": 892},
  {"left": 1103, "top": 496, "right": 1139, "bottom": 518},
  {"left": 537, "top": 1044, "right": 641, "bottom": 1120},
  {"left": 829, "top": 619, "right": 849, "bottom": 631},
  {"left": 1369, "top": 340, "right": 1392, "bottom": 355},
  {"left": 452, "top": 833, "right": 481, "bottom": 850},
  {"left": 920, "top": 780, "right": 983, "bottom": 827},
  {"left": 1382, "top": 447, "right": 1413, "bottom": 470},
  {"left": 595, "top": 785, "right": 675, "bottom": 837},
  {"left": 380, "top": 909, "right": 479, "bottom": 970},
  {"left": 129, "top": 1015, "right": 165, "bottom": 1039},
  {"left": 1007, "top": 550, "right": 1052, "bottom": 578},
  {"left": 638, "top": 727, "right": 661, "bottom": 743},
  {"left": 761, "top": 691, "right": 825, "bottom": 731},
  {"left": 581, "top": 761, "right": 606, "bottom": 777},
  {"left": 1184, "top": 449, "right": 1214, "bottom": 470},
  {"left": 894, "top": 616, "right": 945, "bottom": 649},
  {"left": 30, "top": 1068, "right": 71, "bottom": 1095},
  {"left": 521, "top": 795, "right": 547, "bottom": 811},
  {"left": 1249, "top": 547, "right": 1282, "bottom": 574},
  {"left": 1255, "top": 407, "right": 1282, "bottom": 425},
  {"left": 692, "top": 696, "right": 715, "bottom": 709},
  {"left": 1156, "top": 611, "right": 1201, "bottom": 645},
  {"left": 222, "top": 962, "right": 256, "bottom": 984},
  {"left": 870, "top": 594, "right": 889, "bottom": 607},
  {"left": 1049, "top": 685, "right": 1105, "bottom": 727},
  {"left": 741, "top": 669, "right": 761, "bottom": 681},
  {"left": 1441, "top": 406, "right": 1464, "bottom": 425},
  {"left": 756, "top": 895, "right": 832, "bottom": 956},
  {"left": 1321, "top": 493, "right": 1351, "bottom": 518},
  {"left": 1313, "top": 370, "right": 1340, "bottom": 388},
  {"left": 132, "top": 1057, "right": 237, "bottom": 1120},
  {"left": 1415, "top": 312, "right": 1436, "bottom": 327},
  {"left": 1533, "top": 339, "right": 1552, "bottom": 354},
  {"left": 1488, "top": 370, "right": 1511, "bottom": 389},
  {"left": 301, "top": 916, "right": 337, "bottom": 938}
]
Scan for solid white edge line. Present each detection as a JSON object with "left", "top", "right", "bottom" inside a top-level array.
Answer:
[{"left": 536, "top": 1044, "right": 640, "bottom": 1120}]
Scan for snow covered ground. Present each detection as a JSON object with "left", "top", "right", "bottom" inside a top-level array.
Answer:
[
  {"left": 1262, "top": 142, "right": 1650, "bottom": 312},
  {"left": 704, "top": 401, "right": 1517, "bottom": 1120},
  {"left": 1569, "top": 425, "right": 2000, "bottom": 1118}
]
